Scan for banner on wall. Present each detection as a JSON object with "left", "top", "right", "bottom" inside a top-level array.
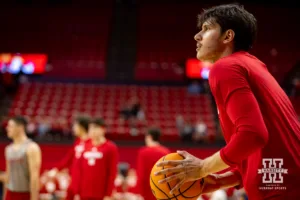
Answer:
[
  {"left": 186, "top": 58, "right": 212, "bottom": 79},
  {"left": 0, "top": 53, "right": 48, "bottom": 75}
]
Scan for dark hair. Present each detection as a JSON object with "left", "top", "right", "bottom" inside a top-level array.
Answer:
[
  {"left": 197, "top": 4, "right": 257, "bottom": 52},
  {"left": 74, "top": 116, "right": 90, "bottom": 132},
  {"left": 10, "top": 116, "right": 27, "bottom": 130},
  {"left": 90, "top": 118, "right": 107, "bottom": 128},
  {"left": 147, "top": 127, "right": 161, "bottom": 142}
]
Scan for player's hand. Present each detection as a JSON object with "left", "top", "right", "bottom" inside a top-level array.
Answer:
[
  {"left": 155, "top": 150, "right": 208, "bottom": 194},
  {"left": 104, "top": 196, "right": 113, "bottom": 200},
  {"left": 201, "top": 174, "right": 222, "bottom": 194}
]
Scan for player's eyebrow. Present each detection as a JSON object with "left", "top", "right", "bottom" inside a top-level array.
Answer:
[{"left": 202, "top": 23, "right": 213, "bottom": 29}]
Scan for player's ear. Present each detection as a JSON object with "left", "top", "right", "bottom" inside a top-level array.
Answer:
[{"left": 223, "top": 29, "right": 235, "bottom": 44}]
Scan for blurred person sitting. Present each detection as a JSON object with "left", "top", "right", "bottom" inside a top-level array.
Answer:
[
  {"left": 180, "top": 119, "right": 195, "bottom": 143},
  {"left": 26, "top": 117, "right": 37, "bottom": 138},
  {"left": 36, "top": 117, "right": 51, "bottom": 139},
  {"left": 187, "top": 80, "right": 202, "bottom": 95},
  {"left": 120, "top": 96, "right": 145, "bottom": 122},
  {"left": 193, "top": 118, "right": 208, "bottom": 143}
]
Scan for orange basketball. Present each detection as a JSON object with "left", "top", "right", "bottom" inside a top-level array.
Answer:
[{"left": 150, "top": 153, "right": 204, "bottom": 200}]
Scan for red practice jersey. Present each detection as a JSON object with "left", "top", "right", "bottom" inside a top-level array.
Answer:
[
  {"left": 136, "top": 145, "right": 170, "bottom": 200},
  {"left": 209, "top": 51, "right": 300, "bottom": 199},
  {"left": 79, "top": 140, "right": 119, "bottom": 199},
  {"left": 56, "top": 138, "right": 89, "bottom": 194}
]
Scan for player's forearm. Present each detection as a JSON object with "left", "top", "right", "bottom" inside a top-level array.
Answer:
[
  {"left": 3, "top": 183, "right": 6, "bottom": 200},
  {"left": 0, "top": 172, "right": 7, "bottom": 183},
  {"left": 30, "top": 174, "right": 40, "bottom": 200},
  {"left": 202, "top": 172, "right": 241, "bottom": 194},
  {"left": 202, "top": 151, "right": 229, "bottom": 176},
  {"left": 218, "top": 171, "right": 241, "bottom": 189}
]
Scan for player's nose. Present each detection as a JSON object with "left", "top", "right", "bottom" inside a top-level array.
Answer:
[{"left": 194, "top": 31, "right": 202, "bottom": 41}]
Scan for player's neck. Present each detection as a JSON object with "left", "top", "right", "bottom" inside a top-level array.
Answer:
[
  {"left": 79, "top": 133, "right": 89, "bottom": 141},
  {"left": 214, "top": 47, "right": 234, "bottom": 62},
  {"left": 92, "top": 137, "right": 106, "bottom": 146},
  {"left": 148, "top": 141, "right": 160, "bottom": 147},
  {"left": 13, "top": 133, "right": 28, "bottom": 145}
]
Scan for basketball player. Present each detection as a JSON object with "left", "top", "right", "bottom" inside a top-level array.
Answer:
[
  {"left": 5, "top": 116, "right": 41, "bottom": 200},
  {"left": 79, "top": 118, "right": 119, "bottom": 200},
  {"left": 135, "top": 128, "right": 170, "bottom": 200},
  {"left": 155, "top": 4, "right": 300, "bottom": 200},
  {"left": 48, "top": 116, "right": 90, "bottom": 200}
]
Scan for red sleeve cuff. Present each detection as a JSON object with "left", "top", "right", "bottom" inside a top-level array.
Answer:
[
  {"left": 220, "top": 148, "right": 237, "bottom": 167},
  {"left": 230, "top": 168, "right": 243, "bottom": 189}
]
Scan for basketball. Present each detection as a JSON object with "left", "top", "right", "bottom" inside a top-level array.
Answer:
[{"left": 150, "top": 153, "right": 204, "bottom": 200}]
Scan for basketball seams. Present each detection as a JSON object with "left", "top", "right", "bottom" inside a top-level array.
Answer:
[
  {"left": 178, "top": 180, "right": 202, "bottom": 198},
  {"left": 151, "top": 153, "right": 203, "bottom": 200},
  {"left": 150, "top": 176, "right": 171, "bottom": 200},
  {"left": 163, "top": 156, "right": 179, "bottom": 200},
  {"left": 176, "top": 153, "right": 202, "bottom": 199}
]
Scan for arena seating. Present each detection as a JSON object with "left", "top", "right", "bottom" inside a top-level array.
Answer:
[
  {"left": 135, "top": 4, "right": 200, "bottom": 81},
  {"left": 45, "top": 6, "right": 113, "bottom": 79},
  {"left": 9, "top": 82, "right": 216, "bottom": 142},
  {"left": 0, "top": 4, "right": 113, "bottom": 79}
]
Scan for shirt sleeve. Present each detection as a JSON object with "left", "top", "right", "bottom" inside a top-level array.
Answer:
[
  {"left": 55, "top": 145, "right": 74, "bottom": 170},
  {"left": 210, "top": 63, "right": 269, "bottom": 166},
  {"left": 230, "top": 168, "right": 243, "bottom": 189},
  {"left": 105, "top": 144, "right": 119, "bottom": 197}
]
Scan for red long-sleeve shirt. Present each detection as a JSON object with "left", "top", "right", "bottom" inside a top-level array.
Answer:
[
  {"left": 209, "top": 51, "right": 300, "bottom": 199},
  {"left": 135, "top": 145, "right": 170, "bottom": 200},
  {"left": 55, "top": 138, "right": 89, "bottom": 194},
  {"left": 79, "top": 140, "right": 119, "bottom": 199}
]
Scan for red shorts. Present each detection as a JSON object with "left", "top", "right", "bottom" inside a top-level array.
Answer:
[{"left": 5, "top": 190, "right": 30, "bottom": 200}]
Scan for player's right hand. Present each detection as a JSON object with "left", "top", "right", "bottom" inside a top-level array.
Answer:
[{"left": 201, "top": 174, "right": 222, "bottom": 194}]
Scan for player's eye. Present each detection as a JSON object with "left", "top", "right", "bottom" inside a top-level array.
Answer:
[{"left": 202, "top": 26, "right": 208, "bottom": 32}]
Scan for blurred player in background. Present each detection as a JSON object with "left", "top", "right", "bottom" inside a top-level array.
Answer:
[
  {"left": 48, "top": 116, "right": 90, "bottom": 200},
  {"left": 79, "top": 118, "right": 119, "bottom": 200},
  {"left": 156, "top": 4, "right": 300, "bottom": 200},
  {"left": 135, "top": 128, "right": 170, "bottom": 200},
  {"left": 4, "top": 116, "right": 41, "bottom": 200}
]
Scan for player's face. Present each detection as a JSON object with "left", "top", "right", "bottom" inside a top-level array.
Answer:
[
  {"left": 72, "top": 122, "right": 81, "bottom": 137},
  {"left": 194, "top": 20, "right": 225, "bottom": 62},
  {"left": 88, "top": 124, "right": 105, "bottom": 139},
  {"left": 6, "top": 120, "right": 21, "bottom": 139}
]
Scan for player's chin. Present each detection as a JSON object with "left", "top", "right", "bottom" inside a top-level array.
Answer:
[
  {"left": 196, "top": 52, "right": 206, "bottom": 61},
  {"left": 7, "top": 133, "right": 13, "bottom": 139},
  {"left": 197, "top": 52, "right": 211, "bottom": 62}
]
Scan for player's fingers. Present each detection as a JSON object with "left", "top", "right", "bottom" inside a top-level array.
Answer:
[
  {"left": 154, "top": 166, "right": 183, "bottom": 176},
  {"left": 156, "top": 160, "right": 183, "bottom": 167},
  {"left": 177, "top": 150, "right": 190, "bottom": 158},
  {"left": 170, "top": 178, "right": 185, "bottom": 195},
  {"left": 158, "top": 172, "right": 185, "bottom": 184}
]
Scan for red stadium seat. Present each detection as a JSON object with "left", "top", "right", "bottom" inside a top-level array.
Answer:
[{"left": 9, "top": 83, "right": 217, "bottom": 142}]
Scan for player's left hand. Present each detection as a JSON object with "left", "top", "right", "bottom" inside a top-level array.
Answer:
[{"left": 155, "top": 150, "right": 207, "bottom": 194}]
